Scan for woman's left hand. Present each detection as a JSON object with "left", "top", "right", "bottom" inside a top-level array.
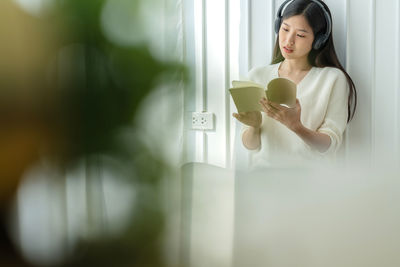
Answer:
[{"left": 259, "top": 97, "right": 302, "bottom": 132}]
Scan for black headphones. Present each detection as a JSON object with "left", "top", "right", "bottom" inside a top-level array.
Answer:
[{"left": 274, "top": 0, "right": 332, "bottom": 50}]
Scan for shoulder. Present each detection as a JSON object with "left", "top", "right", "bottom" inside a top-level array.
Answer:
[
  {"left": 247, "top": 63, "right": 279, "bottom": 83},
  {"left": 316, "top": 66, "right": 347, "bottom": 82},
  {"left": 248, "top": 64, "right": 278, "bottom": 77},
  {"left": 313, "top": 67, "right": 349, "bottom": 98}
]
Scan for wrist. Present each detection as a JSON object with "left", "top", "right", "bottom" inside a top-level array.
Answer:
[
  {"left": 248, "top": 125, "right": 261, "bottom": 135},
  {"left": 290, "top": 122, "right": 304, "bottom": 133}
]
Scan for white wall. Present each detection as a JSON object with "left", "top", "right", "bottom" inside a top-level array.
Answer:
[
  {"left": 183, "top": 0, "right": 400, "bottom": 168},
  {"left": 346, "top": 0, "right": 400, "bottom": 165},
  {"left": 183, "top": 0, "right": 240, "bottom": 168}
]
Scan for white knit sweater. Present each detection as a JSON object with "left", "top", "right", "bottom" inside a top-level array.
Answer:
[{"left": 242, "top": 62, "right": 349, "bottom": 168}]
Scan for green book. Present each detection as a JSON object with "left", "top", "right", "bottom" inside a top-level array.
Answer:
[{"left": 229, "top": 78, "right": 297, "bottom": 113}]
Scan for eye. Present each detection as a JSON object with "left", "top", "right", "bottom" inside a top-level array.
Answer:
[
  {"left": 282, "top": 28, "right": 289, "bottom": 32},
  {"left": 297, "top": 34, "right": 305, "bottom": 38}
]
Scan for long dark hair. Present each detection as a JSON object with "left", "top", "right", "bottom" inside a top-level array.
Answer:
[{"left": 271, "top": 0, "right": 357, "bottom": 122}]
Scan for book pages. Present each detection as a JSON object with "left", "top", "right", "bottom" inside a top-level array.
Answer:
[{"left": 266, "top": 78, "right": 296, "bottom": 108}]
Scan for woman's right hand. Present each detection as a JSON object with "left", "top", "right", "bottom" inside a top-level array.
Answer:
[{"left": 232, "top": 111, "right": 262, "bottom": 128}]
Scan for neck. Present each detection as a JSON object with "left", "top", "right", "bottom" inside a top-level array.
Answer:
[{"left": 280, "top": 58, "right": 312, "bottom": 72}]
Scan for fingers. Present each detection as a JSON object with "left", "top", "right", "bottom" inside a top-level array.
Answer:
[
  {"left": 259, "top": 98, "right": 285, "bottom": 122},
  {"left": 258, "top": 98, "right": 267, "bottom": 111},
  {"left": 232, "top": 113, "right": 245, "bottom": 125},
  {"left": 264, "top": 108, "right": 281, "bottom": 122},
  {"left": 259, "top": 98, "right": 280, "bottom": 112},
  {"left": 232, "top": 112, "right": 248, "bottom": 119},
  {"left": 233, "top": 112, "right": 247, "bottom": 123},
  {"left": 258, "top": 98, "right": 300, "bottom": 126},
  {"left": 269, "top": 101, "right": 286, "bottom": 111},
  {"left": 259, "top": 99, "right": 275, "bottom": 118},
  {"left": 265, "top": 98, "right": 289, "bottom": 111},
  {"left": 295, "top": 98, "right": 301, "bottom": 108},
  {"left": 259, "top": 98, "right": 270, "bottom": 114}
]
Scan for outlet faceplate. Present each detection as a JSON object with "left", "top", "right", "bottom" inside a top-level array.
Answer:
[{"left": 192, "top": 112, "right": 214, "bottom": 130}]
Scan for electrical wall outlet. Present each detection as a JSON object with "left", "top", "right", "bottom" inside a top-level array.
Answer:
[{"left": 192, "top": 112, "right": 214, "bottom": 130}]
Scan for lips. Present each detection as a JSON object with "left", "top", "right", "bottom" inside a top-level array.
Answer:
[{"left": 283, "top": 46, "right": 294, "bottom": 53}]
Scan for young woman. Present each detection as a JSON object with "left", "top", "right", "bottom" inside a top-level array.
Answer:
[{"left": 233, "top": 0, "right": 357, "bottom": 167}]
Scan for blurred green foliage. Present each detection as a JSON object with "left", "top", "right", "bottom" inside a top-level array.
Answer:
[
  {"left": 52, "top": 1, "right": 185, "bottom": 266},
  {"left": 0, "top": 0, "right": 186, "bottom": 266},
  {"left": 45, "top": 0, "right": 186, "bottom": 163}
]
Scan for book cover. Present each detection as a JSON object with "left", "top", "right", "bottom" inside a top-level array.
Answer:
[{"left": 229, "top": 78, "right": 297, "bottom": 113}]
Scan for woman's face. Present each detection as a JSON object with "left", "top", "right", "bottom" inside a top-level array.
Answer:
[{"left": 279, "top": 15, "right": 314, "bottom": 61}]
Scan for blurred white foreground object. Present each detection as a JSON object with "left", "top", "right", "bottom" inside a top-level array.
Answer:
[
  {"left": 182, "top": 162, "right": 400, "bottom": 267},
  {"left": 181, "top": 163, "right": 234, "bottom": 267},
  {"left": 234, "top": 164, "right": 400, "bottom": 267}
]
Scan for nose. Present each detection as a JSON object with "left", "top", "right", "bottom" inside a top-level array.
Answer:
[
  {"left": 286, "top": 32, "right": 296, "bottom": 47},
  {"left": 287, "top": 34, "right": 295, "bottom": 47}
]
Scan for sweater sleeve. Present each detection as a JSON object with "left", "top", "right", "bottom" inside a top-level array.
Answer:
[
  {"left": 238, "top": 66, "right": 269, "bottom": 149},
  {"left": 317, "top": 70, "right": 349, "bottom": 154}
]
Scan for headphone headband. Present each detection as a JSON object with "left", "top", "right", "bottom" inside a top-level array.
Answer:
[{"left": 275, "top": 0, "right": 332, "bottom": 50}]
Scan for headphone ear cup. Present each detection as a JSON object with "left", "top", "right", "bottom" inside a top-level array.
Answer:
[
  {"left": 274, "top": 17, "right": 281, "bottom": 34},
  {"left": 313, "top": 34, "right": 324, "bottom": 50}
]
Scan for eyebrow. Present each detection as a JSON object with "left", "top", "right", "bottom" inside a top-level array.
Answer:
[{"left": 282, "top": 22, "right": 309, "bottom": 33}]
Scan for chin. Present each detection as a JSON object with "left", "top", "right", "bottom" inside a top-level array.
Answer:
[{"left": 281, "top": 53, "right": 294, "bottom": 59}]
